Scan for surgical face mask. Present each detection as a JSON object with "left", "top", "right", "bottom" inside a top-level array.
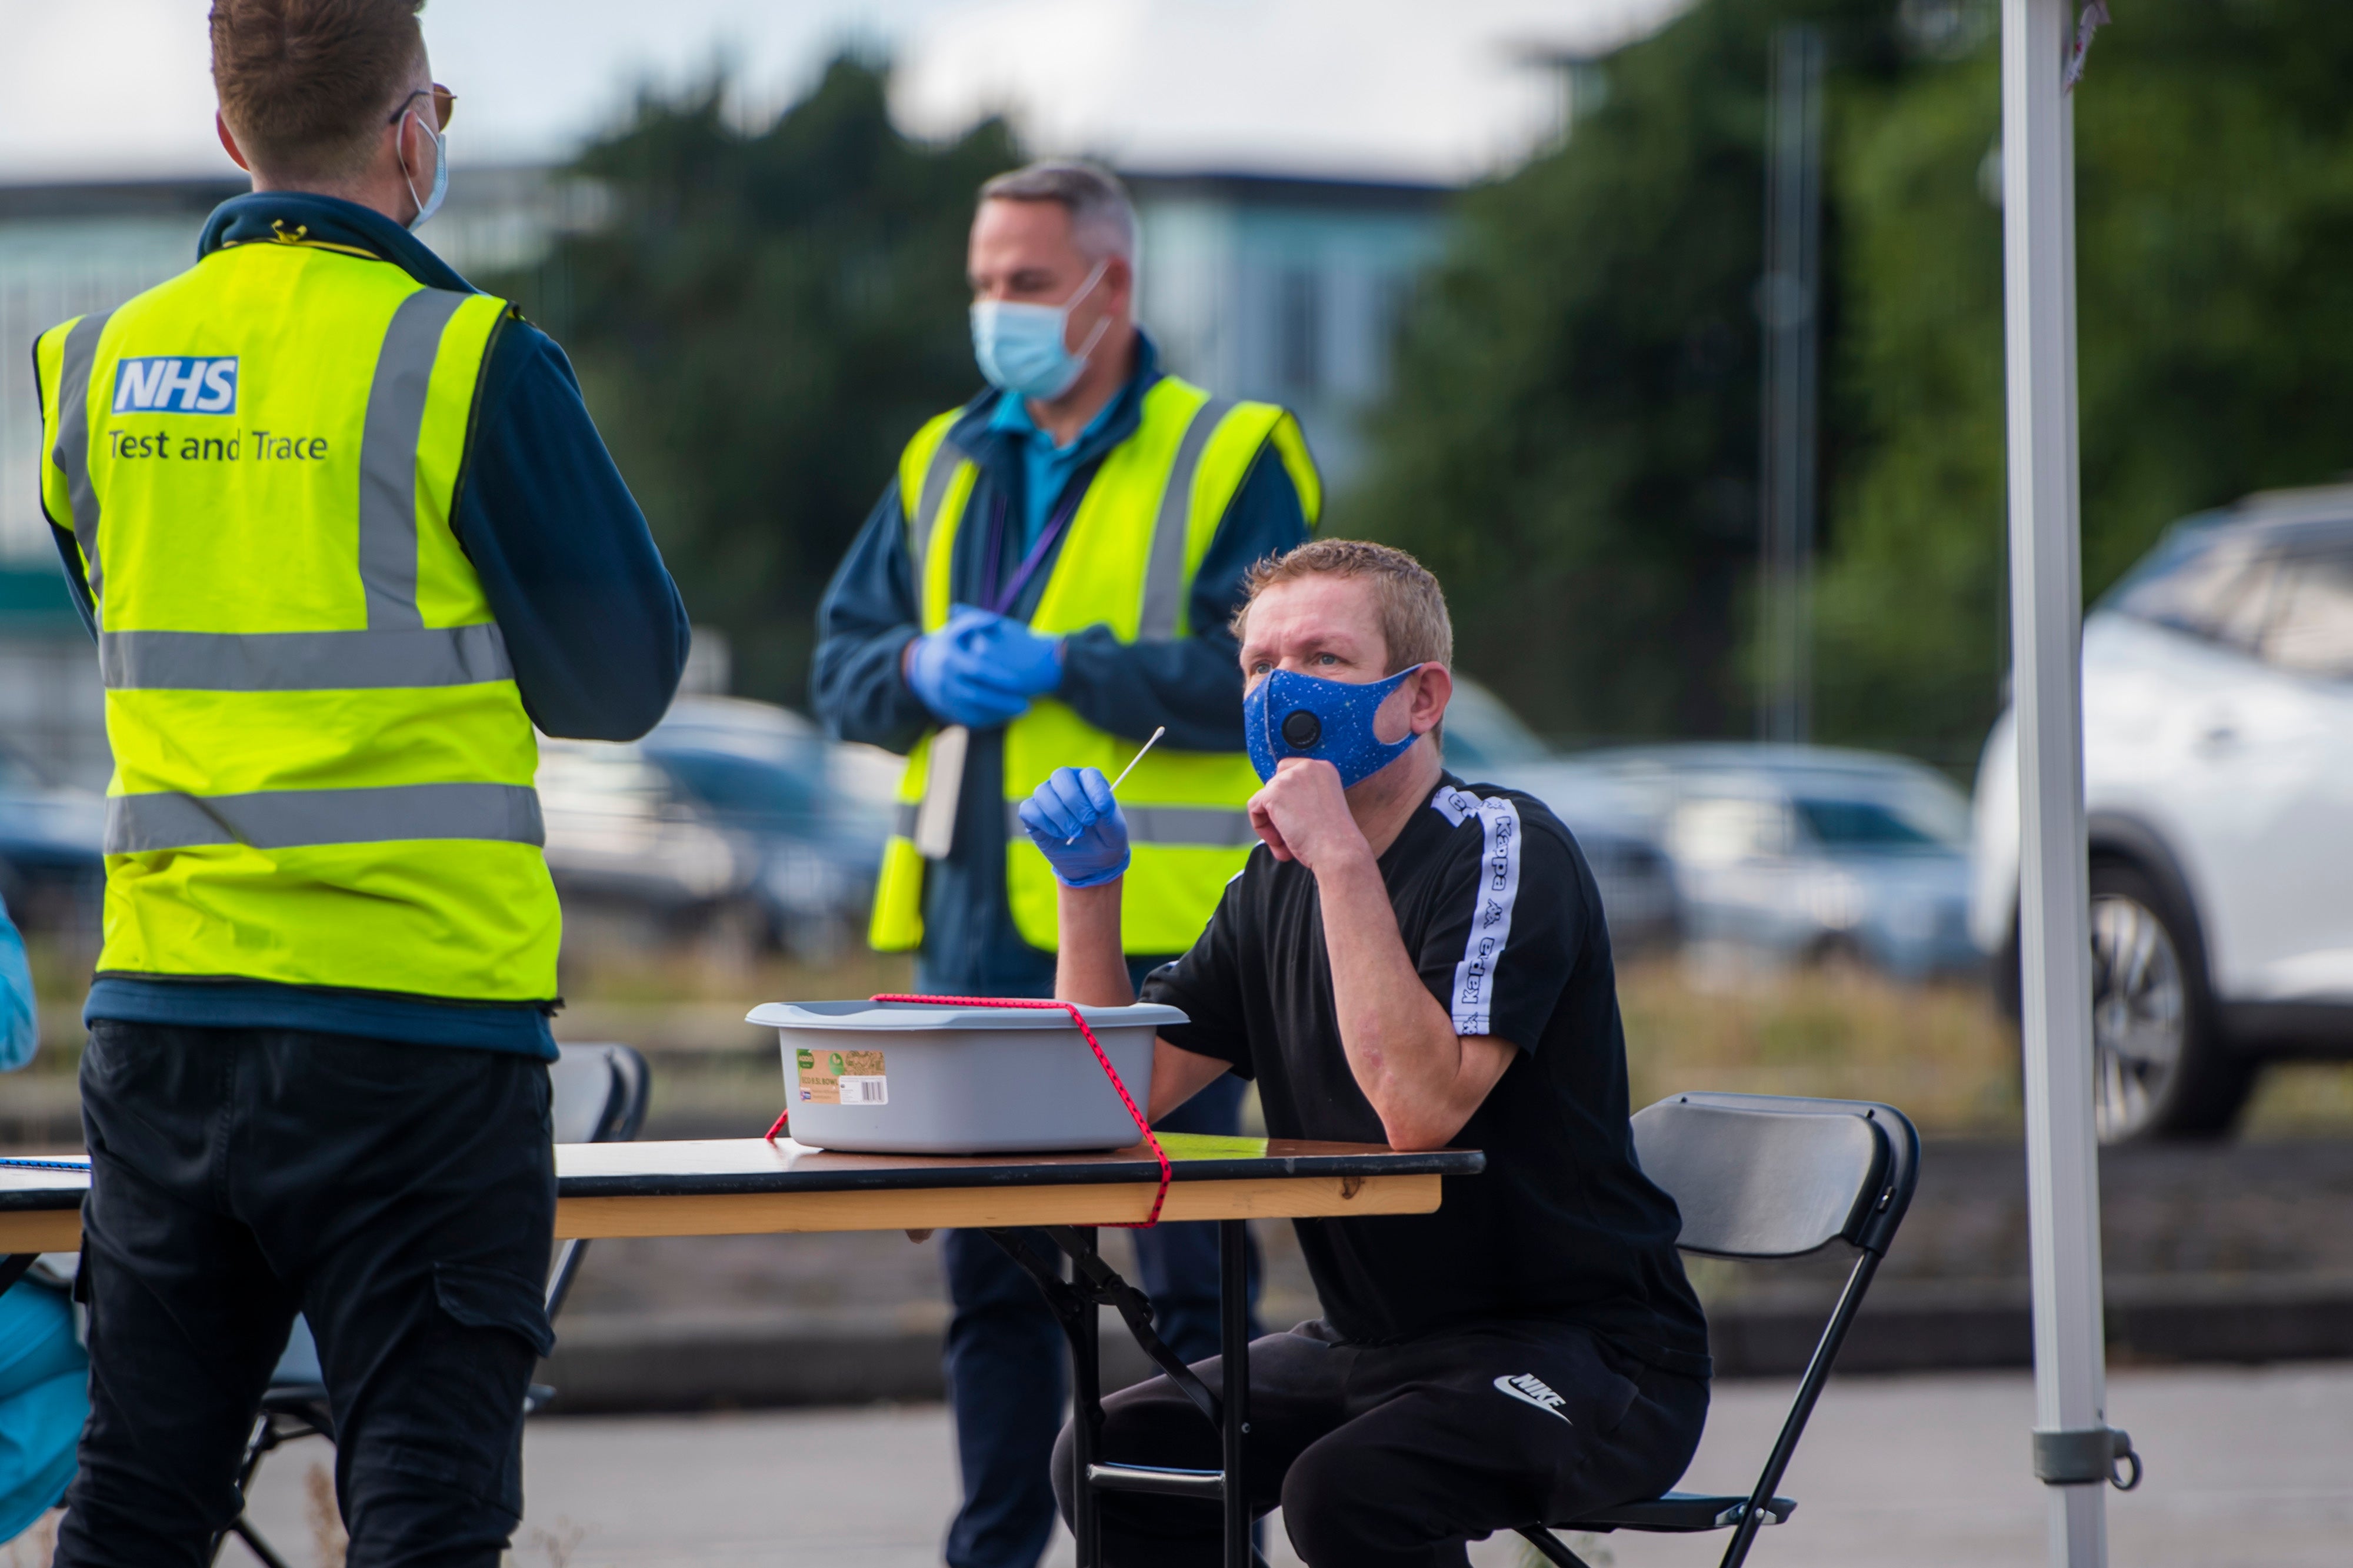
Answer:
[
  {"left": 1244, "top": 664, "right": 1427, "bottom": 788},
  {"left": 971, "top": 259, "right": 1111, "bottom": 401},
  {"left": 400, "top": 106, "right": 448, "bottom": 231}
]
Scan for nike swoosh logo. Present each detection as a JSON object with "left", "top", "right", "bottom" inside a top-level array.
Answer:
[{"left": 1494, "top": 1374, "right": 1571, "bottom": 1423}]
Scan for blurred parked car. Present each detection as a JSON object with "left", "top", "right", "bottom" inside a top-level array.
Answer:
[
  {"left": 0, "top": 749, "right": 104, "bottom": 933},
  {"left": 1564, "top": 745, "right": 1977, "bottom": 980},
  {"left": 1974, "top": 485, "right": 2353, "bottom": 1141},
  {"left": 538, "top": 696, "right": 889, "bottom": 958},
  {"left": 1435, "top": 679, "right": 1682, "bottom": 955}
]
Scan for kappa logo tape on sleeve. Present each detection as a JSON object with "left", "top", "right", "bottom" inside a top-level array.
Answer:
[{"left": 1447, "top": 793, "right": 1523, "bottom": 1036}]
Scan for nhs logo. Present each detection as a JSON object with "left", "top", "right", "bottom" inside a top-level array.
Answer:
[{"left": 113, "top": 356, "right": 238, "bottom": 416}]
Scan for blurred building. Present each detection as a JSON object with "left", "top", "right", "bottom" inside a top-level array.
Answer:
[{"left": 1129, "top": 171, "right": 1448, "bottom": 489}]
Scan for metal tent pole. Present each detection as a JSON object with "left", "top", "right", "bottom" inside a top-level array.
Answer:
[
  {"left": 2000, "top": 2, "right": 2115, "bottom": 1563},
  {"left": 1758, "top": 22, "right": 1823, "bottom": 746}
]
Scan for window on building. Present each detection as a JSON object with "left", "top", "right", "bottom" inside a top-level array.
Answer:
[{"left": 1278, "top": 268, "right": 1322, "bottom": 396}]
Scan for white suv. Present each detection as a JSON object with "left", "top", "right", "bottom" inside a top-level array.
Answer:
[{"left": 1972, "top": 486, "right": 2353, "bottom": 1141}]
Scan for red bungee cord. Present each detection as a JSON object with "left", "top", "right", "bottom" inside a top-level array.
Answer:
[{"left": 764, "top": 994, "right": 1172, "bottom": 1227}]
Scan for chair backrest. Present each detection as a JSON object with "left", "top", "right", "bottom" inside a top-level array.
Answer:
[
  {"left": 1632, "top": 1091, "right": 1918, "bottom": 1260},
  {"left": 544, "top": 1042, "right": 651, "bottom": 1321},
  {"left": 549, "top": 1042, "right": 651, "bottom": 1147}
]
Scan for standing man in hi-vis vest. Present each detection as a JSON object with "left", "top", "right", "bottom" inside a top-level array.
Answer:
[
  {"left": 814, "top": 160, "right": 1318, "bottom": 1568},
  {"left": 32, "top": 2, "right": 688, "bottom": 1561}
]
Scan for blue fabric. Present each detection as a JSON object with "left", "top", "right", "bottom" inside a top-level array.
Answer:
[
  {"left": 988, "top": 387, "right": 1120, "bottom": 550},
  {"left": 47, "top": 190, "right": 688, "bottom": 1057},
  {"left": 82, "top": 980, "right": 556, "bottom": 1060},
  {"left": 813, "top": 332, "right": 1313, "bottom": 986},
  {"left": 0, "top": 1281, "right": 86, "bottom": 1545},
  {"left": 0, "top": 899, "right": 34, "bottom": 1073},
  {"left": 1244, "top": 663, "right": 1424, "bottom": 787}
]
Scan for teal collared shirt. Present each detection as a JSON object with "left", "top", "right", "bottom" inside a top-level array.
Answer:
[{"left": 988, "top": 389, "right": 1120, "bottom": 550}]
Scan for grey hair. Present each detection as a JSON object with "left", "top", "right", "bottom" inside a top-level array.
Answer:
[{"left": 978, "top": 160, "right": 1138, "bottom": 263}]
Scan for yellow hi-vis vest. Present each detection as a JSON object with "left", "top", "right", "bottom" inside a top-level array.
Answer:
[
  {"left": 34, "top": 233, "right": 560, "bottom": 1002},
  {"left": 870, "top": 376, "right": 1321, "bottom": 956}
]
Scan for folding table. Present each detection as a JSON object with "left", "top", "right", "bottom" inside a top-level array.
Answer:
[{"left": 2, "top": 1132, "right": 1482, "bottom": 1567}]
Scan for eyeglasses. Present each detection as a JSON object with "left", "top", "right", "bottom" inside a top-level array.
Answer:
[{"left": 388, "top": 84, "right": 456, "bottom": 132}]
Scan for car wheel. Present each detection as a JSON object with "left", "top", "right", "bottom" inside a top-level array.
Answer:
[{"left": 2087, "top": 861, "right": 2252, "bottom": 1142}]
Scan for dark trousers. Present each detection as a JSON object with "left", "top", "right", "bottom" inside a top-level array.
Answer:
[
  {"left": 1054, "top": 1318, "right": 1709, "bottom": 1568},
  {"left": 58, "top": 1021, "right": 556, "bottom": 1568},
  {"left": 942, "top": 1075, "right": 1264, "bottom": 1568}
]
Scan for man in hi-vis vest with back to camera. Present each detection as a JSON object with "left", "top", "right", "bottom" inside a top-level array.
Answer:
[
  {"left": 32, "top": 2, "right": 687, "bottom": 1561},
  {"left": 814, "top": 160, "right": 1318, "bottom": 1568}
]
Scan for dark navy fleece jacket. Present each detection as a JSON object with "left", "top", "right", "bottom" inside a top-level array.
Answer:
[
  {"left": 811, "top": 333, "right": 1313, "bottom": 988},
  {"left": 53, "top": 192, "right": 691, "bottom": 1057}
]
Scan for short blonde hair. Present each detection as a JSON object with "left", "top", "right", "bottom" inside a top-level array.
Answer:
[{"left": 1231, "top": 538, "right": 1454, "bottom": 673}]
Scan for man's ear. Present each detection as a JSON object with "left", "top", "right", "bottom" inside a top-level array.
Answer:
[
  {"left": 1409, "top": 663, "right": 1453, "bottom": 737},
  {"left": 215, "top": 112, "right": 251, "bottom": 172},
  {"left": 1103, "top": 253, "right": 1136, "bottom": 321}
]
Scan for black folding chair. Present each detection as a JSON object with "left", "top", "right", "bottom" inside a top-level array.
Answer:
[
  {"left": 1517, "top": 1090, "right": 1919, "bottom": 1568},
  {"left": 214, "top": 1042, "right": 650, "bottom": 1568}
]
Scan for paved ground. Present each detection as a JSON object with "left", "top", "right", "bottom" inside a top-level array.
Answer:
[{"left": 219, "top": 1360, "right": 2353, "bottom": 1567}]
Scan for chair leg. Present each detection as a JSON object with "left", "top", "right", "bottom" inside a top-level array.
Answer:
[
  {"left": 224, "top": 1515, "right": 299, "bottom": 1568},
  {"left": 1513, "top": 1526, "right": 1601, "bottom": 1568}
]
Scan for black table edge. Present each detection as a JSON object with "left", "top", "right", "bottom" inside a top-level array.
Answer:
[{"left": 554, "top": 1147, "right": 1485, "bottom": 1201}]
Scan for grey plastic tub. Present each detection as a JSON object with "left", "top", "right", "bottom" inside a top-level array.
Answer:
[{"left": 745, "top": 999, "right": 1187, "bottom": 1155}]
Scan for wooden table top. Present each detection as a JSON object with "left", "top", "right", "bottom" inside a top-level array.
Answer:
[
  {"left": 1, "top": 1135, "right": 1481, "bottom": 1212},
  {"left": 1, "top": 1135, "right": 1482, "bottom": 1246}
]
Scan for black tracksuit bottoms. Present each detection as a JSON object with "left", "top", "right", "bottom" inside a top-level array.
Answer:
[
  {"left": 56, "top": 1020, "right": 557, "bottom": 1568},
  {"left": 1052, "top": 1317, "right": 1709, "bottom": 1568}
]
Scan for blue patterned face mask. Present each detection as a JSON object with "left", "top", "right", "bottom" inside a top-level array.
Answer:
[{"left": 1244, "top": 664, "right": 1426, "bottom": 788}]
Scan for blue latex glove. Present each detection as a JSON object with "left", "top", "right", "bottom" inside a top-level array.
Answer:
[
  {"left": 906, "top": 605, "right": 1032, "bottom": 728},
  {"left": 1016, "top": 766, "right": 1129, "bottom": 888},
  {"left": 979, "top": 615, "right": 1066, "bottom": 699}
]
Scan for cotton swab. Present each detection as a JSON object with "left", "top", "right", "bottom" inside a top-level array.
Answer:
[{"left": 1068, "top": 726, "right": 1165, "bottom": 844}]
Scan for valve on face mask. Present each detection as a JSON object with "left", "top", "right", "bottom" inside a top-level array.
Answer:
[{"left": 1245, "top": 664, "right": 1427, "bottom": 787}]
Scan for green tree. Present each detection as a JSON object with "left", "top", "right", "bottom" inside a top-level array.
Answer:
[
  {"left": 1364, "top": 0, "right": 2353, "bottom": 768},
  {"left": 1351, "top": 0, "right": 1907, "bottom": 744},
  {"left": 504, "top": 58, "right": 1019, "bottom": 706},
  {"left": 1820, "top": 0, "right": 2353, "bottom": 762}
]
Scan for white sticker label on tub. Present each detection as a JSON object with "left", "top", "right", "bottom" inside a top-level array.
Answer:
[{"left": 797, "top": 1049, "right": 886, "bottom": 1105}]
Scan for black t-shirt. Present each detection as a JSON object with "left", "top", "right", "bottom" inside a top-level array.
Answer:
[{"left": 1143, "top": 775, "right": 1710, "bottom": 1375}]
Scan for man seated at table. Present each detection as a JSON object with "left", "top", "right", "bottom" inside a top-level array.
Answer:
[{"left": 1021, "top": 538, "right": 1711, "bottom": 1567}]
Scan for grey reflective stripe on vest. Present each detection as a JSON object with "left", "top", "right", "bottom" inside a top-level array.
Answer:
[
  {"left": 99, "top": 622, "right": 513, "bottom": 692},
  {"left": 892, "top": 800, "right": 919, "bottom": 839},
  {"left": 1136, "top": 396, "right": 1235, "bottom": 643},
  {"left": 908, "top": 438, "right": 969, "bottom": 575},
  {"left": 51, "top": 312, "right": 114, "bottom": 603},
  {"left": 1002, "top": 800, "right": 1255, "bottom": 848},
  {"left": 105, "top": 782, "right": 544, "bottom": 854},
  {"left": 359, "top": 289, "right": 469, "bottom": 632}
]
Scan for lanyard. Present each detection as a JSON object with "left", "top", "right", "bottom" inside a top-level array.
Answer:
[{"left": 979, "top": 458, "right": 1102, "bottom": 618}]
